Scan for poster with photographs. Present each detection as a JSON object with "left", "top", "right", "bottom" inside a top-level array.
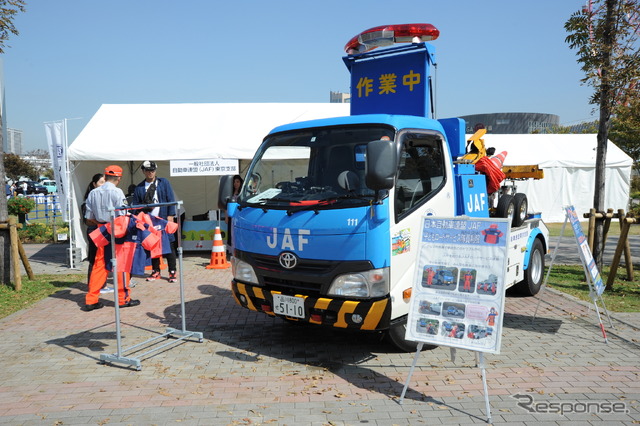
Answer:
[
  {"left": 564, "top": 205, "right": 605, "bottom": 296},
  {"left": 405, "top": 216, "right": 510, "bottom": 354}
]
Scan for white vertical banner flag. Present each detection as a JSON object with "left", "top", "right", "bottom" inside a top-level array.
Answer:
[{"left": 45, "top": 121, "right": 69, "bottom": 221}]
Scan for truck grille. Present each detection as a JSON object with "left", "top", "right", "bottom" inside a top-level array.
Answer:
[
  {"left": 253, "top": 254, "right": 331, "bottom": 274},
  {"left": 236, "top": 250, "right": 373, "bottom": 297}
]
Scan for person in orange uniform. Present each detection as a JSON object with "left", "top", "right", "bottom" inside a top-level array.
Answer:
[
  {"left": 486, "top": 307, "right": 498, "bottom": 327},
  {"left": 425, "top": 267, "right": 435, "bottom": 286},
  {"left": 84, "top": 165, "right": 140, "bottom": 311},
  {"left": 463, "top": 271, "right": 473, "bottom": 292}
]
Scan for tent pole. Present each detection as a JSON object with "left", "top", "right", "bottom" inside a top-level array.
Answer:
[{"left": 64, "top": 119, "right": 74, "bottom": 269}]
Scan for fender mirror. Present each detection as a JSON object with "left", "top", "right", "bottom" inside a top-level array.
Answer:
[
  {"left": 217, "top": 175, "right": 234, "bottom": 210},
  {"left": 365, "top": 140, "right": 396, "bottom": 191}
]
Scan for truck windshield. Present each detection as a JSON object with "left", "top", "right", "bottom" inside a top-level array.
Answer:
[{"left": 239, "top": 125, "right": 395, "bottom": 210}]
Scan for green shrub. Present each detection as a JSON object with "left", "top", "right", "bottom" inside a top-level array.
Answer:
[
  {"left": 18, "top": 222, "right": 69, "bottom": 243},
  {"left": 7, "top": 197, "right": 36, "bottom": 216}
]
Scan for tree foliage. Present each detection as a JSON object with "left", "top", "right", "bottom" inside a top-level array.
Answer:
[
  {"left": 564, "top": 0, "right": 640, "bottom": 268},
  {"left": 0, "top": 0, "right": 25, "bottom": 54},
  {"left": 565, "top": 0, "right": 640, "bottom": 108},
  {"left": 3, "top": 153, "right": 37, "bottom": 181},
  {"left": 611, "top": 97, "right": 640, "bottom": 174}
]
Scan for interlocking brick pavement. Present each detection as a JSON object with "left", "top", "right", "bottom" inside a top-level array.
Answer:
[{"left": 0, "top": 244, "right": 638, "bottom": 425}]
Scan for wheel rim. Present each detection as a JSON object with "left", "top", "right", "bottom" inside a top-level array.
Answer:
[
  {"left": 507, "top": 203, "right": 515, "bottom": 222},
  {"left": 518, "top": 200, "right": 528, "bottom": 222},
  {"left": 530, "top": 249, "right": 543, "bottom": 283}
]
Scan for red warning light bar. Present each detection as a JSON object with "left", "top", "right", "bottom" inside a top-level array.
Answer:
[{"left": 344, "top": 23, "right": 440, "bottom": 54}]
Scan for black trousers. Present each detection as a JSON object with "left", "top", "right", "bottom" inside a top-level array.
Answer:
[
  {"left": 86, "top": 226, "right": 98, "bottom": 284},
  {"left": 151, "top": 240, "right": 177, "bottom": 272}
]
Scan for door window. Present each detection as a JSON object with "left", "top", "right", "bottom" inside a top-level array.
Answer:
[{"left": 395, "top": 133, "right": 446, "bottom": 218}]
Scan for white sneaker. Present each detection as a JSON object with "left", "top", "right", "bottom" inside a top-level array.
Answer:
[{"left": 100, "top": 286, "right": 114, "bottom": 294}]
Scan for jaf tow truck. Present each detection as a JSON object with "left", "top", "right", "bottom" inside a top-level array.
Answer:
[{"left": 219, "top": 24, "right": 549, "bottom": 351}]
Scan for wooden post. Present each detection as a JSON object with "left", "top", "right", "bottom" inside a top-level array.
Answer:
[
  {"left": 617, "top": 209, "right": 634, "bottom": 280},
  {"left": 588, "top": 208, "right": 596, "bottom": 253},
  {"left": 8, "top": 216, "right": 22, "bottom": 291},
  {"left": 602, "top": 208, "right": 614, "bottom": 245},
  {"left": 606, "top": 217, "right": 633, "bottom": 291},
  {"left": 0, "top": 219, "right": 35, "bottom": 282},
  {"left": 16, "top": 237, "right": 34, "bottom": 280}
]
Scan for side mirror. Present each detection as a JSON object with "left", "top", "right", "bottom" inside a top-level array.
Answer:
[
  {"left": 365, "top": 140, "right": 396, "bottom": 191},
  {"left": 217, "top": 175, "right": 235, "bottom": 210}
]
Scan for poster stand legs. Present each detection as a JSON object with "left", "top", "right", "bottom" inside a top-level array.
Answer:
[
  {"left": 399, "top": 346, "right": 493, "bottom": 423},
  {"left": 532, "top": 216, "right": 568, "bottom": 323},
  {"left": 478, "top": 352, "right": 492, "bottom": 424},
  {"left": 399, "top": 342, "right": 423, "bottom": 404},
  {"left": 99, "top": 202, "right": 203, "bottom": 370}
]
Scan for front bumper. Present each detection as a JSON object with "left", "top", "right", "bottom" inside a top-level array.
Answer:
[{"left": 232, "top": 280, "right": 391, "bottom": 331}]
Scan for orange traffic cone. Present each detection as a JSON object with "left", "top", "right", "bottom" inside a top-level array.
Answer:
[
  {"left": 205, "top": 227, "right": 230, "bottom": 269},
  {"left": 490, "top": 150, "right": 508, "bottom": 168}
]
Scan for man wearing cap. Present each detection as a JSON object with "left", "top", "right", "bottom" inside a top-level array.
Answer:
[
  {"left": 84, "top": 165, "right": 140, "bottom": 311},
  {"left": 133, "top": 161, "right": 178, "bottom": 282}
]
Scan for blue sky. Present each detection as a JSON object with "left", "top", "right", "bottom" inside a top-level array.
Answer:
[{"left": 3, "top": 0, "right": 594, "bottom": 152}]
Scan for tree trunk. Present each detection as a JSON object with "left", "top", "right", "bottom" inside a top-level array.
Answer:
[{"left": 592, "top": 0, "right": 618, "bottom": 270}]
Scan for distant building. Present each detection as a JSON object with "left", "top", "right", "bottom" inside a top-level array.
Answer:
[
  {"left": 7, "top": 128, "right": 23, "bottom": 155},
  {"left": 567, "top": 120, "right": 598, "bottom": 133},
  {"left": 330, "top": 91, "right": 351, "bottom": 103},
  {"left": 22, "top": 155, "right": 51, "bottom": 175},
  {"left": 459, "top": 113, "right": 560, "bottom": 134}
]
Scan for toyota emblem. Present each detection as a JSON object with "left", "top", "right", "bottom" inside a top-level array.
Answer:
[{"left": 279, "top": 252, "right": 298, "bottom": 269}]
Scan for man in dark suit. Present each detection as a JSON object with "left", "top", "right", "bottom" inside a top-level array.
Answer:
[{"left": 133, "top": 161, "right": 178, "bottom": 283}]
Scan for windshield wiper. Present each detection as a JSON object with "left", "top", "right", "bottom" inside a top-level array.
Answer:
[{"left": 285, "top": 193, "right": 374, "bottom": 216}]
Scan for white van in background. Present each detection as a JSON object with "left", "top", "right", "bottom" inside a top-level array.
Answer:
[{"left": 40, "top": 179, "right": 57, "bottom": 194}]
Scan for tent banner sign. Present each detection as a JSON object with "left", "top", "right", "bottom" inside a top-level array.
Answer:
[
  {"left": 44, "top": 121, "right": 69, "bottom": 222},
  {"left": 170, "top": 159, "right": 239, "bottom": 177},
  {"left": 564, "top": 205, "right": 605, "bottom": 296},
  {"left": 405, "top": 216, "right": 510, "bottom": 354}
]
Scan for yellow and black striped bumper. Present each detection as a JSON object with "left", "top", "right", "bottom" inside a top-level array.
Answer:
[{"left": 232, "top": 281, "right": 391, "bottom": 331}]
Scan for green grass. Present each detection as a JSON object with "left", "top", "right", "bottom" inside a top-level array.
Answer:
[
  {"left": 0, "top": 266, "right": 638, "bottom": 320},
  {"left": 0, "top": 274, "right": 84, "bottom": 319},
  {"left": 545, "top": 221, "right": 640, "bottom": 237},
  {"left": 546, "top": 265, "right": 640, "bottom": 312}
]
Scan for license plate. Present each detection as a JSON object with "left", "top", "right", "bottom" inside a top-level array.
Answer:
[{"left": 273, "top": 293, "right": 305, "bottom": 319}]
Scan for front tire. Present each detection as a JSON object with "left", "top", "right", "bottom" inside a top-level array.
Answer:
[
  {"left": 384, "top": 316, "right": 438, "bottom": 352},
  {"left": 514, "top": 238, "right": 545, "bottom": 296}
]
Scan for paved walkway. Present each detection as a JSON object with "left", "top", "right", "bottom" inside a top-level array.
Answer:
[{"left": 0, "top": 243, "right": 638, "bottom": 425}]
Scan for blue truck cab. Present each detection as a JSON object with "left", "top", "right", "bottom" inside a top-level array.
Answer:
[{"left": 222, "top": 24, "right": 548, "bottom": 351}]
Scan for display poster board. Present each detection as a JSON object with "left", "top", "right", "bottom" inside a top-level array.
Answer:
[
  {"left": 405, "top": 216, "right": 510, "bottom": 354},
  {"left": 182, "top": 220, "right": 226, "bottom": 251},
  {"left": 564, "top": 205, "right": 605, "bottom": 296},
  {"left": 169, "top": 158, "right": 239, "bottom": 177}
]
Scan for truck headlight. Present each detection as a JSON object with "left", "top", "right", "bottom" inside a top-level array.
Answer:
[
  {"left": 328, "top": 268, "right": 389, "bottom": 298},
  {"left": 231, "top": 257, "right": 259, "bottom": 285}
]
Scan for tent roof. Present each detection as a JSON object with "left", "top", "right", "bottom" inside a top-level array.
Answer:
[
  {"left": 70, "top": 105, "right": 632, "bottom": 169},
  {"left": 478, "top": 134, "right": 633, "bottom": 168},
  {"left": 69, "top": 103, "right": 351, "bottom": 161}
]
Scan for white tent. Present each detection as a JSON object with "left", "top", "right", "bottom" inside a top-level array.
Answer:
[
  {"left": 68, "top": 105, "right": 632, "bottom": 256},
  {"left": 68, "top": 103, "right": 351, "bottom": 256},
  {"left": 478, "top": 134, "right": 632, "bottom": 222}
]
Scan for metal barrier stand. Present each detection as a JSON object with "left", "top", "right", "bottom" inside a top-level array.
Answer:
[{"left": 99, "top": 201, "right": 203, "bottom": 370}]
